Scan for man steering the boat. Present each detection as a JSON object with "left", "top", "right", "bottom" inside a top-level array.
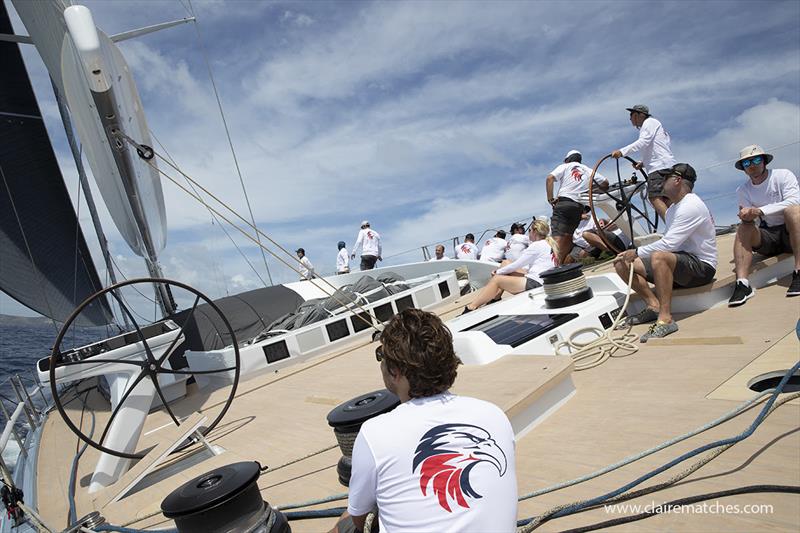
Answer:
[
  {"left": 546, "top": 149, "right": 609, "bottom": 265},
  {"left": 612, "top": 104, "right": 676, "bottom": 221},
  {"left": 333, "top": 309, "right": 517, "bottom": 533},
  {"left": 613, "top": 163, "right": 717, "bottom": 342},
  {"left": 728, "top": 144, "right": 800, "bottom": 305}
]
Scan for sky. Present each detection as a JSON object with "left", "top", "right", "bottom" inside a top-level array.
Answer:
[{"left": 2, "top": 0, "right": 799, "bottom": 318}]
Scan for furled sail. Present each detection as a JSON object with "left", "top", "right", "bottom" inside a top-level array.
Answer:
[{"left": 0, "top": 2, "right": 112, "bottom": 325}]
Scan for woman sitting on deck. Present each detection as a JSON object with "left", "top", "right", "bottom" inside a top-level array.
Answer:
[{"left": 462, "top": 219, "right": 558, "bottom": 313}]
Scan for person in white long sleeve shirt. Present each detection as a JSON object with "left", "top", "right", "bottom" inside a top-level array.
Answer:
[
  {"left": 455, "top": 233, "right": 479, "bottom": 260},
  {"left": 336, "top": 241, "right": 350, "bottom": 274},
  {"left": 479, "top": 230, "right": 508, "bottom": 263},
  {"left": 463, "top": 219, "right": 557, "bottom": 313},
  {"left": 611, "top": 105, "right": 676, "bottom": 221},
  {"left": 505, "top": 223, "right": 530, "bottom": 262},
  {"left": 546, "top": 150, "right": 609, "bottom": 264},
  {"left": 728, "top": 145, "right": 800, "bottom": 305},
  {"left": 614, "top": 164, "right": 716, "bottom": 342},
  {"left": 295, "top": 248, "right": 316, "bottom": 280},
  {"left": 351, "top": 220, "right": 382, "bottom": 270}
]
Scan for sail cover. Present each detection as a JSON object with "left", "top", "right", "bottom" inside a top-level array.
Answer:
[{"left": 0, "top": 2, "right": 112, "bottom": 326}]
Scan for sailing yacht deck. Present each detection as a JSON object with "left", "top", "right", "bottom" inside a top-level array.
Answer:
[{"left": 35, "top": 235, "right": 800, "bottom": 532}]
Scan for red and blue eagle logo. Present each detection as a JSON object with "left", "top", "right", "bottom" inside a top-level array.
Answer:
[{"left": 412, "top": 423, "right": 507, "bottom": 512}]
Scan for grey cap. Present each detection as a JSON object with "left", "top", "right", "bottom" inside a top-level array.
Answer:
[
  {"left": 659, "top": 163, "right": 697, "bottom": 183},
  {"left": 626, "top": 104, "right": 650, "bottom": 115}
]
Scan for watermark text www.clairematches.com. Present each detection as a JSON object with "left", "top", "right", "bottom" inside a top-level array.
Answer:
[{"left": 603, "top": 501, "right": 774, "bottom": 515}]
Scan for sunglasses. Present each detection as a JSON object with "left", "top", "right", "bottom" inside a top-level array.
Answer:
[
  {"left": 375, "top": 345, "right": 384, "bottom": 362},
  {"left": 741, "top": 156, "right": 763, "bottom": 169}
]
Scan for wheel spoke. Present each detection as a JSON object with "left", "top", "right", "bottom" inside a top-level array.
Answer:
[
  {"left": 160, "top": 366, "right": 238, "bottom": 376},
  {"left": 98, "top": 370, "right": 148, "bottom": 447},
  {"left": 157, "top": 295, "right": 201, "bottom": 367},
  {"left": 149, "top": 374, "right": 180, "bottom": 426},
  {"left": 54, "top": 358, "right": 146, "bottom": 369},
  {"left": 107, "top": 290, "right": 159, "bottom": 366}
]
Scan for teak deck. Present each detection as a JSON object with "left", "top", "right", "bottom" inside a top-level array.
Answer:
[{"left": 35, "top": 238, "right": 800, "bottom": 532}]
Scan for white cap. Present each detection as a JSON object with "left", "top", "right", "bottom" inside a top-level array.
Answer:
[
  {"left": 565, "top": 149, "right": 581, "bottom": 159},
  {"left": 360, "top": 220, "right": 370, "bottom": 227}
]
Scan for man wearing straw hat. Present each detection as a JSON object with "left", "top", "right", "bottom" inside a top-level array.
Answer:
[{"left": 728, "top": 145, "right": 800, "bottom": 305}]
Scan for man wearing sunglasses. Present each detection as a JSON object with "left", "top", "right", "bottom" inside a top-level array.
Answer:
[
  {"left": 611, "top": 104, "right": 676, "bottom": 222},
  {"left": 342, "top": 309, "right": 517, "bottom": 533},
  {"left": 729, "top": 145, "right": 800, "bottom": 305},
  {"left": 614, "top": 163, "right": 717, "bottom": 342}
]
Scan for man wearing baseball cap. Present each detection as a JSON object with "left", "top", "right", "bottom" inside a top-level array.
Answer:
[
  {"left": 352, "top": 220, "right": 383, "bottom": 271},
  {"left": 614, "top": 163, "right": 717, "bottom": 342},
  {"left": 545, "top": 149, "right": 609, "bottom": 264},
  {"left": 728, "top": 145, "right": 800, "bottom": 305},
  {"left": 295, "top": 248, "right": 316, "bottom": 281},
  {"left": 611, "top": 105, "right": 676, "bottom": 221}
]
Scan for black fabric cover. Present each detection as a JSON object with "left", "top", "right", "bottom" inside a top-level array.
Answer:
[{"left": 0, "top": 4, "right": 112, "bottom": 326}]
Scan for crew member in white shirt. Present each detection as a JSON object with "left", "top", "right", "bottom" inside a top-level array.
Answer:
[
  {"left": 612, "top": 104, "right": 677, "bottom": 221},
  {"left": 505, "top": 222, "right": 530, "bottom": 262},
  {"left": 728, "top": 145, "right": 800, "bottom": 305},
  {"left": 351, "top": 220, "right": 382, "bottom": 271},
  {"left": 428, "top": 244, "right": 449, "bottom": 261},
  {"left": 582, "top": 219, "right": 633, "bottom": 258},
  {"left": 463, "top": 219, "right": 557, "bottom": 313},
  {"left": 336, "top": 241, "right": 350, "bottom": 275},
  {"left": 479, "top": 230, "right": 507, "bottom": 263},
  {"left": 339, "top": 309, "right": 517, "bottom": 533},
  {"left": 546, "top": 150, "right": 608, "bottom": 265},
  {"left": 567, "top": 209, "right": 596, "bottom": 262},
  {"left": 614, "top": 164, "right": 717, "bottom": 342},
  {"left": 295, "top": 248, "right": 315, "bottom": 280},
  {"left": 455, "top": 233, "right": 479, "bottom": 260}
]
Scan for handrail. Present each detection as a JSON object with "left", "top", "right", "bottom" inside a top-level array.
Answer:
[{"left": 0, "top": 402, "right": 27, "bottom": 453}]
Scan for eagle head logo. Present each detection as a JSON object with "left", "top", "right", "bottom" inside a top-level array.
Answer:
[{"left": 412, "top": 423, "right": 507, "bottom": 512}]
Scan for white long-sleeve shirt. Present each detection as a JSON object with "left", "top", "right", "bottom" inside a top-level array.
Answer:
[
  {"left": 619, "top": 117, "right": 676, "bottom": 175},
  {"left": 572, "top": 216, "right": 596, "bottom": 249},
  {"left": 549, "top": 163, "right": 608, "bottom": 203},
  {"left": 496, "top": 240, "right": 557, "bottom": 284},
  {"left": 505, "top": 234, "right": 531, "bottom": 261},
  {"left": 299, "top": 256, "right": 315, "bottom": 280},
  {"left": 455, "top": 241, "right": 478, "bottom": 260},
  {"left": 353, "top": 228, "right": 382, "bottom": 257},
  {"left": 736, "top": 169, "right": 800, "bottom": 227},
  {"left": 336, "top": 248, "right": 350, "bottom": 273},
  {"left": 480, "top": 237, "right": 507, "bottom": 263},
  {"left": 637, "top": 193, "right": 717, "bottom": 268}
]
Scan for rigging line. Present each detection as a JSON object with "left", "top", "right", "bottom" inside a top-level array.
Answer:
[
  {"left": 117, "top": 135, "right": 382, "bottom": 332},
  {"left": 149, "top": 130, "right": 269, "bottom": 287},
  {"left": 699, "top": 140, "right": 800, "bottom": 171},
  {"left": 186, "top": 0, "right": 273, "bottom": 286},
  {"left": 0, "top": 164, "right": 59, "bottom": 334}
]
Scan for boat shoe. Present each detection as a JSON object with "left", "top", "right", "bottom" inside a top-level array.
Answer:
[
  {"left": 788, "top": 271, "right": 800, "bottom": 297},
  {"left": 623, "top": 307, "right": 659, "bottom": 326},
  {"left": 639, "top": 320, "right": 679, "bottom": 343}
]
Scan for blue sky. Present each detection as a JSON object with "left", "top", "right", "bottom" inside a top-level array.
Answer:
[{"left": 2, "top": 0, "right": 799, "bottom": 317}]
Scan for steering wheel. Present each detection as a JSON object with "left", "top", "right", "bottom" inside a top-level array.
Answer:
[
  {"left": 587, "top": 154, "right": 659, "bottom": 253},
  {"left": 49, "top": 278, "right": 240, "bottom": 459}
]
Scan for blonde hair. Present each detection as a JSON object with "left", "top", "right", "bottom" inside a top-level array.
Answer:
[{"left": 530, "top": 219, "right": 559, "bottom": 264}]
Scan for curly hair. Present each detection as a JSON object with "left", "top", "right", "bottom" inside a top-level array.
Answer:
[{"left": 380, "top": 308, "right": 461, "bottom": 398}]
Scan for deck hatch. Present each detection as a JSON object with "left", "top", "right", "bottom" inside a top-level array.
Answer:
[
  {"left": 463, "top": 313, "right": 579, "bottom": 347},
  {"left": 326, "top": 319, "right": 350, "bottom": 342},
  {"left": 395, "top": 295, "right": 414, "bottom": 313},
  {"left": 438, "top": 280, "right": 451, "bottom": 299},
  {"left": 374, "top": 303, "right": 394, "bottom": 322},
  {"left": 263, "top": 340, "right": 290, "bottom": 363},
  {"left": 351, "top": 312, "right": 372, "bottom": 333}
]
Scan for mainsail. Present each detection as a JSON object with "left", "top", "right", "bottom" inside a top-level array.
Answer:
[{"left": 0, "top": 1, "right": 112, "bottom": 326}]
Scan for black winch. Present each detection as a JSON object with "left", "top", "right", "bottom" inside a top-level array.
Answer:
[
  {"left": 161, "top": 461, "right": 290, "bottom": 533},
  {"left": 327, "top": 389, "right": 400, "bottom": 486},
  {"left": 540, "top": 263, "right": 594, "bottom": 309}
]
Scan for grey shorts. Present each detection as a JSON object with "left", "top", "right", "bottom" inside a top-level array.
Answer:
[
  {"left": 754, "top": 224, "right": 792, "bottom": 256},
  {"left": 585, "top": 229, "right": 628, "bottom": 253},
  {"left": 641, "top": 251, "right": 716, "bottom": 288},
  {"left": 551, "top": 197, "right": 584, "bottom": 237},
  {"left": 360, "top": 255, "right": 378, "bottom": 270},
  {"left": 646, "top": 169, "right": 669, "bottom": 199}
]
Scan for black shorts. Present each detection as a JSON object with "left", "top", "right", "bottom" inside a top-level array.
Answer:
[
  {"left": 641, "top": 251, "right": 716, "bottom": 288},
  {"left": 646, "top": 169, "right": 669, "bottom": 199},
  {"left": 551, "top": 197, "right": 584, "bottom": 237},
  {"left": 525, "top": 278, "right": 542, "bottom": 291},
  {"left": 360, "top": 255, "right": 378, "bottom": 270},
  {"left": 585, "top": 229, "right": 628, "bottom": 252},
  {"left": 754, "top": 224, "right": 792, "bottom": 256}
]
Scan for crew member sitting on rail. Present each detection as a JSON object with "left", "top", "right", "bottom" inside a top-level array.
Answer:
[
  {"left": 335, "top": 309, "right": 517, "bottom": 533},
  {"left": 462, "top": 219, "right": 557, "bottom": 313},
  {"left": 582, "top": 218, "right": 633, "bottom": 257},
  {"left": 546, "top": 149, "right": 608, "bottom": 265},
  {"left": 727, "top": 144, "right": 800, "bottom": 306},
  {"left": 479, "top": 230, "right": 508, "bottom": 263},
  {"left": 614, "top": 164, "right": 717, "bottom": 342},
  {"left": 455, "top": 233, "right": 479, "bottom": 260}
]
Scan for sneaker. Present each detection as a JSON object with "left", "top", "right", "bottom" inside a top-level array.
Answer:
[
  {"left": 624, "top": 307, "right": 659, "bottom": 325},
  {"left": 788, "top": 271, "right": 800, "bottom": 297},
  {"left": 460, "top": 305, "right": 472, "bottom": 315},
  {"left": 640, "top": 321, "right": 679, "bottom": 343},
  {"left": 728, "top": 281, "right": 754, "bottom": 307}
]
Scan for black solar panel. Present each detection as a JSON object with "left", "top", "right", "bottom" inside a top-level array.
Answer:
[{"left": 463, "top": 314, "right": 578, "bottom": 347}]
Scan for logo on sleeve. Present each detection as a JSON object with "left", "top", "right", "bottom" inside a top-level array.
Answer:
[{"left": 412, "top": 423, "right": 507, "bottom": 512}]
